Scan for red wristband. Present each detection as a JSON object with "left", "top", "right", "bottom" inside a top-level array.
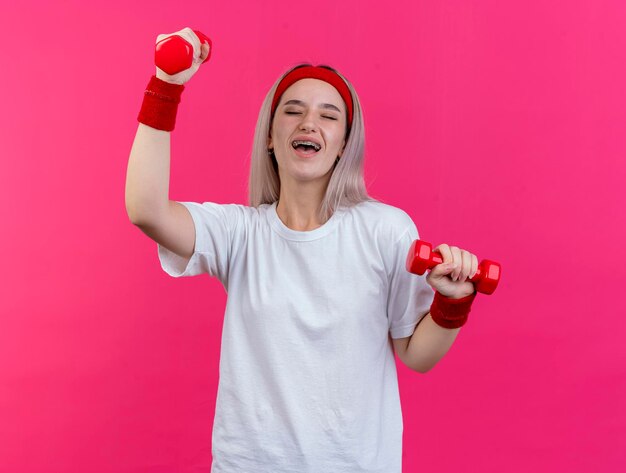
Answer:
[
  {"left": 429, "top": 290, "right": 477, "bottom": 329},
  {"left": 137, "top": 75, "right": 185, "bottom": 131}
]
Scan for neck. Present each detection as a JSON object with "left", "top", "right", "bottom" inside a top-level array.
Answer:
[{"left": 276, "top": 183, "right": 327, "bottom": 231}]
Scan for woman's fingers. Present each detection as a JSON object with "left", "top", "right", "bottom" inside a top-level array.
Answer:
[{"left": 435, "top": 244, "right": 478, "bottom": 282}]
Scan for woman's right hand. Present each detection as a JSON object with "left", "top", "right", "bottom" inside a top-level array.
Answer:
[{"left": 155, "top": 27, "right": 211, "bottom": 85}]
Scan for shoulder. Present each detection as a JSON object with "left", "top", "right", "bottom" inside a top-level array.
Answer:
[
  {"left": 194, "top": 201, "right": 269, "bottom": 219},
  {"left": 182, "top": 202, "right": 268, "bottom": 235},
  {"left": 345, "top": 199, "right": 417, "bottom": 240}
]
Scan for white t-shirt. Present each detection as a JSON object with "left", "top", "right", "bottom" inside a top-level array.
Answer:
[{"left": 157, "top": 199, "right": 435, "bottom": 473}]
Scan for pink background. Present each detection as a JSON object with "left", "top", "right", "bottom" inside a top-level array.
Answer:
[{"left": 1, "top": 0, "right": 625, "bottom": 471}]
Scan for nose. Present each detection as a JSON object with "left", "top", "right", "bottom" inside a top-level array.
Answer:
[{"left": 299, "top": 109, "right": 318, "bottom": 132}]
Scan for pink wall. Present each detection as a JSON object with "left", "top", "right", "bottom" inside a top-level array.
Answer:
[{"left": 1, "top": 0, "right": 624, "bottom": 471}]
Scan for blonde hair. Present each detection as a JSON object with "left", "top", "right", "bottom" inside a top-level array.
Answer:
[{"left": 247, "top": 63, "right": 379, "bottom": 222}]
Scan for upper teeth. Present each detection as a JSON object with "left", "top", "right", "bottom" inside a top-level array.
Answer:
[{"left": 292, "top": 140, "right": 321, "bottom": 151}]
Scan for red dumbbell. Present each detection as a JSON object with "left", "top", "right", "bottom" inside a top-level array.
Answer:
[
  {"left": 155, "top": 30, "right": 212, "bottom": 76},
  {"left": 406, "top": 240, "right": 501, "bottom": 295}
]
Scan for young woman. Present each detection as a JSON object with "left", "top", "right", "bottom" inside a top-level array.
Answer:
[{"left": 126, "top": 27, "right": 478, "bottom": 473}]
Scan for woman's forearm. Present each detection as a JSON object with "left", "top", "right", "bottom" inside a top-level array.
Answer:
[
  {"left": 405, "top": 313, "right": 461, "bottom": 373},
  {"left": 125, "top": 123, "right": 171, "bottom": 225}
]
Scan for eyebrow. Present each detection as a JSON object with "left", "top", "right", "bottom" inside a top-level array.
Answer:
[{"left": 282, "top": 99, "right": 342, "bottom": 113}]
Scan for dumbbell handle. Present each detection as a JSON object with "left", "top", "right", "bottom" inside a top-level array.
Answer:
[
  {"left": 155, "top": 30, "right": 212, "bottom": 76},
  {"left": 405, "top": 239, "right": 501, "bottom": 295}
]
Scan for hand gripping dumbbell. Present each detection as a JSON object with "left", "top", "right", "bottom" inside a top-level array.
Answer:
[
  {"left": 155, "top": 30, "right": 212, "bottom": 76},
  {"left": 405, "top": 240, "right": 501, "bottom": 295}
]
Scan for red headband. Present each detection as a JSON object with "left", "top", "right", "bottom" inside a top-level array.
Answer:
[{"left": 270, "top": 65, "right": 354, "bottom": 129}]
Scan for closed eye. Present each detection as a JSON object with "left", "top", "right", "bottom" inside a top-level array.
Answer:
[{"left": 285, "top": 111, "right": 337, "bottom": 120}]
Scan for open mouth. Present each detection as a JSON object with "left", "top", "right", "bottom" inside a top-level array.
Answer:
[{"left": 291, "top": 140, "right": 321, "bottom": 157}]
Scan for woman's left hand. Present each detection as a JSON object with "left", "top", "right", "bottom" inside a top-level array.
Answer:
[{"left": 425, "top": 244, "right": 478, "bottom": 299}]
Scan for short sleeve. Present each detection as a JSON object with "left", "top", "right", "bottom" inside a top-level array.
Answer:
[
  {"left": 387, "top": 222, "right": 435, "bottom": 339},
  {"left": 157, "top": 201, "right": 239, "bottom": 286}
]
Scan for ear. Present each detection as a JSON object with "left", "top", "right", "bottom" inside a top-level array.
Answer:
[
  {"left": 267, "top": 134, "right": 273, "bottom": 151},
  {"left": 338, "top": 139, "right": 346, "bottom": 157}
]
